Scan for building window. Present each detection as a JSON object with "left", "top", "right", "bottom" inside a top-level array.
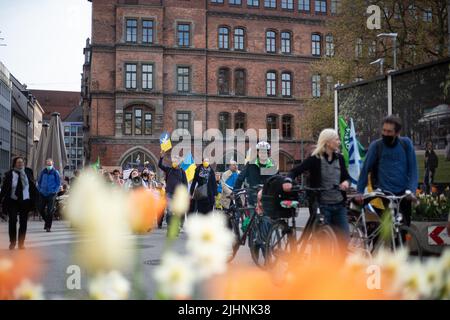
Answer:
[
  {"left": 312, "top": 33, "right": 321, "bottom": 56},
  {"left": 123, "top": 106, "right": 153, "bottom": 136},
  {"left": 298, "top": 0, "right": 310, "bottom": 12},
  {"left": 177, "top": 23, "right": 190, "bottom": 47},
  {"left": 355, "top": 38, "right": 363, "bottom": 58},
  {"left": 219, "top": 112, "right": 230, "bottom": 136},
  {"left": 368, "top": 40, "right": 376, "bottom": 58},
  {"left": 264, "top": 0, "right": 276, "bottom": 8},
  {"left": 234, "top": 28, "right": 245, "bottom": 50},
  {"left": 330, "top": 0, "right": 339, "bottom": 14},
  {"left": 125, "top": 63, "right": 137, "bottom": 89},
  {"left": 423, "top": 8, "right": 432, "bottom": 22},
  {"left": 266, "top": 71, "right": 277, "bottom": 96},
  {"left": 282, "top": 115, "right": 293, "bottom": 139},
  {"left": 218, "top": 27, "right": 230, "bottom": 49},
  {"left": 235, "top": 69, "right": 246, "bottom": 96},
  {"left": 229, "top": 0, "right": 242, "bottom": 4},
  {"left": 325, "top": 34, "right": 334, "bottom": 57},
  {"left": 177, "top": 112, "right": 191, "bottom": 132},
  {"left": 126, "top": 19, "right": 137, "bottom": 43},
  {"left": 177, "top": 67, "right": 190, "bottom": 93},
  {"left": 312, "top": 74, "right": 321, "bottom": 97},
  {"left": 266, "top": 30, "right": 276, "bottom": 53},
  {"left": 326, "top": 75, "right": 333, "bottom": 96},
  {"left": 218, "top": 68, "right": 231, "bottom": 95},
  {"left": 234, "top": 112, "right": 246, "bottom": 130},
  {"left": 281, "top": 0, "right": 293, "bottom": 10},
  {"left": 315, "top": 0, "right": 327, "bottom": 14},
  {"left": 142, "top": 64, "right": 153, "bottom": 90},
  {"left": 247, "top": 0, "right": 259, "bottom": 6},
  {"left": 281, "top": 72, "right": 292, "bottom": 97},
  {"left": 144, "top": 113, "right": 152, "bottom": 135},
  {"left": 142, "top": 20, "right": 154, "bottom": 44},
  {"left": 281, "top": 31, "right": 292, "bottom": 54},
  {"left": 211, "top": 0, "right": 224, "bottom": 2},
  {"left": 266, "top": 115, "right": 279, "bottom": 140}
]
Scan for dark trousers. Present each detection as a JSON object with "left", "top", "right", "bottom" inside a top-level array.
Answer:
[
  {"left": 38, "top": 194, "right": 56, "bottom": 229},
  {"left": 7, "top": 199, "right": 31, "bottom": 246},
  {"left": 424, "top": 168, "right": 435, "bottom": 194}
]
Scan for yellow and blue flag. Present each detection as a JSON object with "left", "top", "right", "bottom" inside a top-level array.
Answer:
[
  {"left": 181, "top": 153, "right": 196, "bottom": 182},
  {"left": 160, "top": 132, "right": 172, "bottom": 152}
]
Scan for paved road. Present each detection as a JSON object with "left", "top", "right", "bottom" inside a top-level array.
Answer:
[{"left": 0, "top": 210, "right": 310, "bottom": 299}]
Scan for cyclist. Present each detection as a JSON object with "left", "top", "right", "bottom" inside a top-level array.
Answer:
[
  {"left": 287, "top": 128, "right": 351, "bottom": 240},
  {"left": 234, "top": 141, "right": 277, "bottom": 205},
  {"left": 356, "top": 115, "right": 418, "bottom": 228}
]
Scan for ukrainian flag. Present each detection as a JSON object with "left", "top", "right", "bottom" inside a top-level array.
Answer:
[
  {"left": 160, "top": 131, "right": 172, "bottom": 152},
  {"left": 181, "top": 153, "right": 196, "bottom": 182}
]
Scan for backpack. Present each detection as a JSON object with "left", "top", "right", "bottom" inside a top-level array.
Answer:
[
  {"left": 370, "top": 137, "right": 408, "bottom": 189},
  {"left": 261, "top": 174, "right": 296, "bottom": 218}
]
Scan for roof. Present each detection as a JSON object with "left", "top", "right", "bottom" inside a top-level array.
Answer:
[
  {"left": 64, "top": 104, "right": 83, "bottom": 123},
  {"left": 31, "top": 90, "right": 81, "bottom": 121}
]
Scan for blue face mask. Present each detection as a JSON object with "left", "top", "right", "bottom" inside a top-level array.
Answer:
[{"left": 47, "top": 166, "right": 53, "bottom": 171}]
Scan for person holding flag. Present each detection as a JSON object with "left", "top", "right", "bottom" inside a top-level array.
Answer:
[{"left": 158, "top": 150, "right": 188, "bottom": 229}]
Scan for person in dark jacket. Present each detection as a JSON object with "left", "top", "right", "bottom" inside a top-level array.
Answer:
[
  {"left": 190, "top": 158, "right": 217, "bottom": 214},
  {"left": 288, "top": 129, "right": 351, "bottom": 239},
  {"left": 37, "top": 158, "right": 61, "bottom": 232},
  {"left": 159, "top": 150, "right": 188, "bottom": 226},
  {"left": 234, "top": 141, "right": 278, "bottom": 205},
  {"left": 0, "top": 156, "right": 38, "bottom": 250},
  {"left": 424, "top": 141, "right": 438, "bottom": 194}
]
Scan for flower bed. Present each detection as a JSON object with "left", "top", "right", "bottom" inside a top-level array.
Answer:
[{"left": 413, "top": 188, "right": 450, "bottom": 222}]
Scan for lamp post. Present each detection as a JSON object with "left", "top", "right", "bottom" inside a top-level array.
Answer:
[
  {"left": 377, "top": 33, "right": 398, "bottom": 70},
  {"left": 370, "top": 58, "right": 385, "bottom": 75}
]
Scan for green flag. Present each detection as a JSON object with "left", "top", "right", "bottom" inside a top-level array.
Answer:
[
  {"left": 91, "top": 156, "right": 100, "bottom": 171},
  {"left": 338, "top": 116, "right": 350, "bottom": 167}
]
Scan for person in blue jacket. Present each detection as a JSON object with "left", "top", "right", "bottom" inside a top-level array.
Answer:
[
  {"left": 356, "top": 115, "right": 418, "bottom": 227},
  {"left": 37, "top": 158, "right": 61, "bottom": 232}
]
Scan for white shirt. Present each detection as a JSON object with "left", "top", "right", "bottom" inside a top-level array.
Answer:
[{"left": 11, "top": 171, "right": 30, "bottom": 201}]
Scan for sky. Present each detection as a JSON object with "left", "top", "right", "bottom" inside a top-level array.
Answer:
[{"left": 0, "top": 0, "right": 91, "bottom": 91}]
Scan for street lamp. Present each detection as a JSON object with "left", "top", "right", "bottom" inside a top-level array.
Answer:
[
  {"left": 370, "top": 58, "right": 385, "bottom": 75},
  {"left": 377, "top": 33, "right": 398, "bottom": 70}
]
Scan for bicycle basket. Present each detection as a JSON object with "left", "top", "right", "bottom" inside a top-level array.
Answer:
[{"left": 262, "top": 194, "right": 296, "bottom": 218}]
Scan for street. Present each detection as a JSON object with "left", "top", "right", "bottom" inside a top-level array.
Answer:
[{"left": 0, "top": 210, "right": 310, "bottom": 299}]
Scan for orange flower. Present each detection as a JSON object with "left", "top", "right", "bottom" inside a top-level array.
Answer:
[
  {"left": 208, "top": 241, "right": 391, "bottom": 300},
  {"left": 128, "top": 189, "right": 166, "bottom": 234},
  {"left": 0, "top": 251, "right": 42, "bottom": 300}
]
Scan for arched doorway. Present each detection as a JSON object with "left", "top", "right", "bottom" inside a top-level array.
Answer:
[
  {"left": 119, "top": 147, "right": 158, "bottom": 173},
  {"left": 278, "top": 151, "right": 295, "bottom": 173}
]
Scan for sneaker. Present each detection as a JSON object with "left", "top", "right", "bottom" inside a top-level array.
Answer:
[{"left": 46, "top": 228, "right": 51, "bottom": 232}]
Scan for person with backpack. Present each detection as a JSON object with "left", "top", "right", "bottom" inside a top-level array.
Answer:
[
  {"left": 356, "top": 115, "right": 418, "bottom": 227},
  {"left": 37, "top": 158, "right": 61, "bottom": 232}
]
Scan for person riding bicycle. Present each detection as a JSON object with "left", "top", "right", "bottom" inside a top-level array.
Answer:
[
  {"left": 287, "top": 129, "right": 351, "bottom": 240},
  {"left": 234, "top": 141, "right": 278, "bottom": 205},
  {"left": 355, "top": 116, "right": 418, "bottom": 228}
]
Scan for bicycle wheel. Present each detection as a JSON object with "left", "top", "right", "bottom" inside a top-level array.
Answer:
[
  {"left": 227, "top": 214, "right": 241, "bottom": 263},
  {"left": 265, "top": 220, "right": 294, "bottom": 268},
  {"left": 248, "top": 218, "right": 269, "bottom": 268},
  {"left": 397, "top": 225, "right": 423, "bottom": 261},
  {"left": 298, "top": 225, "right": 338, "bottom": 262}
]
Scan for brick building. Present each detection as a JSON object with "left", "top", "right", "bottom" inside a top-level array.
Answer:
[{"left": 83, "top": 0, "right": 335, "bottom": 173}]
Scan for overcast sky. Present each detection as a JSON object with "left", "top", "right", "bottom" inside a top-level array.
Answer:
[{"left": 0, "top": 0, "right": 91, "bottom": 91}]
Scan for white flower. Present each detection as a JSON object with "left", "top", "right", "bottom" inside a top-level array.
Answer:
[
  {"left": 394, "top": 262, "right": 429, "bottom": 299},
  {"left": 65, "top": 170, "right": 133, "bottom": 272},
  {"left": 89, "top": 271, "right": 130, "bottom": 300},
  {"left": 373, "top": 247, "right": 408, "bottom": 280},
  {"left": 154, "top": 252, "right": 196, "bottom": 299},
  {"left": 423, "top": 258, "right": 445, "bottom": 298},
  {"left": 191, "top": 247, "right": 229, "bottom": 280},
  {"left": 13, "top": 279, "right": 44, "bottom": 300},
  {"left": 345, "top": 252, "right": 371, "bottom": 271},
  {"left": 170, "top": 185, "right": 190, "bottom": 217}
]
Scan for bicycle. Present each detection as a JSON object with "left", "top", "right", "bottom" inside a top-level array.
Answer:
[
  {"left": 347, "top": 190, "right": 423, "bottom": 261},
  {"left": 224, "top": 185, "right": 269, "bottom": 268},
  {"left": 265, "top": 185, "right": 339, "bottom": 269}
]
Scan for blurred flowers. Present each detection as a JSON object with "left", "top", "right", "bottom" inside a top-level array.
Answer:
[
  {"left": 13, "top": 279, "right": 44, "bottom": 300},
  {"left": 170, "top": 185, "right": 190, "bottom": 217},
  {"left": 128, "top": 189, "right": 166, "bottom": 234},
  {"left": 89, "top": 271, "right": 130, "bottom": 300},
  {"left": 154, "top": 252, "right": 196, "bottom": 299},
  {"left": 64, "top": 170, "right": 133, "bottom": 273}
]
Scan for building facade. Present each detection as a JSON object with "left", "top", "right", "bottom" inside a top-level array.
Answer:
[
  {"left": 0, "top": 62, "right": 12, "bottom": 178},
  {"left": 83, "top": 0, "right": 334, "bottom": 172}
]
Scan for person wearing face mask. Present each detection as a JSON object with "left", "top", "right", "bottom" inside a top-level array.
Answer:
[
  {"left": 141, "top": 169, "right": 151, "bottom": 189},
  {"left": 356, "top": 115, "right": 418, "bottom": 227},
  {"left": 190, "top": 158, "right": 217, "bottom": 214},
  {"left": 0, "top": 157, "right": 38, "bottom": 250},
  {"left": 37, "top": 158, "right": 61, "bottom": 232},
  {"left": 159, "top": 150, "right": 188, "bottom": 226}
]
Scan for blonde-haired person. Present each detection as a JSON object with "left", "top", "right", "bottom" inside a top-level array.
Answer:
[{"left": 287, "top": 128, "right": 351, "bottom": 241}]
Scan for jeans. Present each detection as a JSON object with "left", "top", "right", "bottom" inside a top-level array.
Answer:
[
  {"left": 7, "top": 199, "right": 31, "bottom": 246},
  {"left": 319, "top": 203, "right": 350, "bottom": 241},
  {"left": 38, "top": 194, "right": 56, "bottom": 230}
]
